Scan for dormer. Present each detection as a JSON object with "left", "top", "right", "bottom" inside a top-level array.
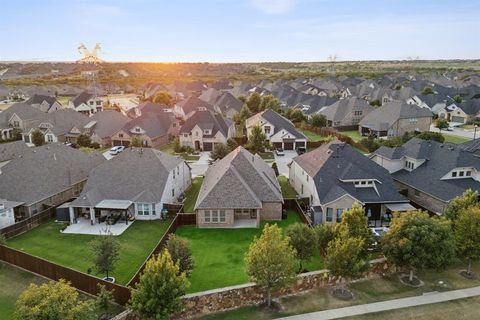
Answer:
[
  {"left": 39, "top": 122, "right": 53, "bottom": 129},
  {"left": 203, "top": 129, "right": 211, "bottom": 135},
  {"left": 441, "top": 167, "right": 479, "bottom": 182},
  {"left": 130, "top": 126, "right": 146, "bottom": 135}
]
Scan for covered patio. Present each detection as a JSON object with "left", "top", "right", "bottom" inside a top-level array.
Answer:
[
  {"left": 62, "top": 217, "right": 133, "bottom": 235},
  {"left": 68, "top": 199, "right": 134, "bottom": 229}
]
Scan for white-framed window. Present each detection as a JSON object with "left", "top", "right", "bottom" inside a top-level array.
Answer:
[
  {"left": 204, "top": 210, "right": 211, "bottom": 223},
  {"left": 137, "top": 203, "right": 153, "bottom": 216},
  {"left": 172, "top": 188, "right": 175, "bottom": 197},
  {"left": 336, "top": 208, "right": 344, "bottom": 222},
  {"left": 466, "top": 171, "right": 472, "bottom": 176},
  {"left": 264, "top": 126, "right": 271, "bottom": 134},
  {"left": 326, "top": 208, "right": 333, "bottom": 222},
  {"left": 212, "top": 210, "right": 219, "bottom": 223},
  {"left": 46, "top": 135, "right": 54, "bottom": 142},
  {"left": 452, "top": 171, "right": 457, "bottom": 177},
  {"left": 409, "top": 118, "right": 418, "bottom": 123},
  {"left": 219, "top": 210, "right": 226, "bottom": 222}
]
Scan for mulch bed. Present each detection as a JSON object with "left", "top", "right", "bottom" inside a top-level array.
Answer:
[
  {"left": 460, "top": 270, "right": 478, "bottom": 280},
  {"left": 399, "top": 274, "right": 424, "bottom": 287},
  {"left": 332, "top": 288, "right": 354, "bottom": 301}
]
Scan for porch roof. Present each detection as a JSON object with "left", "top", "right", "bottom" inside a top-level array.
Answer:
[
  {"left": 384, "top": 202, "right": 416, "bottom": 212},
  {"left": 95, "top": 199, "right": 133, "bottom": 210}
]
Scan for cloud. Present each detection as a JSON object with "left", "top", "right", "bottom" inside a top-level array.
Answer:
[{"left": 250, "top": 0, "right": 298, "bottom": 14}]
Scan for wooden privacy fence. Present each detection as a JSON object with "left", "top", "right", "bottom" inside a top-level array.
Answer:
[
  {"left": 0, "top": 245, "right": 131, "bottom": 305},
  {"left": 0, "top": 206, "right": 55, "bottom": 239},
  {"left": 126, "top": 213, "right": 196, "bottom": 286},
  {"left": 283, "top": 198, "right": 312, "bottom": 227}
]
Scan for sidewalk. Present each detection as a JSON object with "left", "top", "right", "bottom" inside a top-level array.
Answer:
[{"left": 279, "top": 286, "right": 480, "bottom": 320}]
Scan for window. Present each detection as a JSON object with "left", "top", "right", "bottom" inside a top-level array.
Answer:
[
  {"left": 354, "top": 110, "right": 363, "bottom": 116},
  {"left": 409, "top": 118, "right": 418, "bottom": 123},
  {"left": 466, "top": 171, "right": 472, "bottom": 176},
  {"left": 96, "top": 101, "right": 102, "bottom": 106},
  {"left": 135, "top": 127, "right": 141, "bottom": 132},
  {"left": 184, "top": 134, "right": 189, "bottom": 138},
  {"left": 326, "top": 208, "right": 333, "bottom": 222},
  {"left": 137, "top": 203, "right": 152, "bottom": 216},
  {"left": 459, "top": 171, "right": 464, "bottom": 177},
  {"left": 177, "top": 167, "right": 180, "bottom": 175},
  {"left": 119, "top": 133, "right": 124, "bottom": 138},
  {"left": 452, "top": 172, "right": 457, "bottom": 177},
  {"left": 172, "top": 189, "right": 175, "bottom": 197},
  {"left": 219, "top": 210, "right": 226, "bottom": 222},
  {"left": 301, "top": 184, "right": 304, "bottom": 194},
  {"left": 195, "top": 131, "right": 199, "bottom": 136},
  {"left": 361, "top": 181, "right": 366, "bottom": 185},
  {"left": 336, "top": 209, "right": 344, "bottom": 222},
  {"left": 204, "top": 210, "right": 211, "bottom": 223},
  {"left": 264, "top": 126, "right": 271, "bottom": 134},
  {"left": 306, "top": 175, "right": 309, "bottom": 182},
  {"left": 414, "top": 189, "right": 420, "bottom": 196},
  {"left": 13, "top": 121, "right": 20, "bottom": 127},
  {"left": 367, "top": 181, "right": 373, "bottom": 185},
  {"left": 212, "top": 210, "right": 219, "bottom": 222},
  {"left": 173, "top": 170, "right": 175, "bottom": 179},
  {"left": 47, "top": 135, "right": 53, "bottom": 142}
]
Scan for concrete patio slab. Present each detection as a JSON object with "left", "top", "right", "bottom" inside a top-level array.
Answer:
[{"left": 62, "top": 218, "right": 133, "bottom": 236}]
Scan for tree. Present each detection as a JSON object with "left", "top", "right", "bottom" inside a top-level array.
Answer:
[
  {"left": 130, "top": 249, "right": 189, "bottom": 320},
  {"left": 31, "top": 129, "right": 45, "bottom": 147},
  {"left": 416, "top": 131, "right": 445, "bottom": 143},
  {"left": 314, "top": 223, "right": 336, "bottom": 256},
  {"left": 335, "top": 203, "right": 372, "bottom": 254},
  {"left": 246, "top": 92, "right": 262, "bottom": 113},
  {"left": 326, "top": 234, "right": 366, "bottom": 295},
  {"left": 285, "top": 108, "right": 306, "bottom": 123},
  {"left": 245, "top": 224, "right": 298, "bottom": 307},
  {"left": 271, "top": 162, "right": 279, "bottom": 176},
  {"left": 90, "top": 232, "right": 120, "bottom": 281},
  {"left": 14, "top": 279, "right": 96, "bottom": 320},
  {"left": 310, "top": 113, "right": 327, "bottom": 127},
  {"left": 211, "top": 143, "right": 230, "bottom": 160},
  {"left": 435, "top": 118, "right": 449, "bottom": 133},
  {"left": 370, "top": 99, "right": 381, "bottom": 107},
  {"left": 286, "top": 223, "right": 316, "bottom": 271},
  {"left": 172, "top": 137, "right": 183, "bottom": 153},
  {"left": 152, "top": 91, "right": 174, "bottom": 107},
  {"left": 246, "top": 125, "right": 268, "bottom": 154},
  {"left": 453, "top": 95, "right": 463, "bottom": 103},
  {"left": 382, "top": 210, "right": 455, "bottom": 283},
  {"left": 95, "top": 284, "right": 114, "bottom": 318},
  {"left": 455, "top": 206, "right": 480, "bottom": 277},
  {"left": 226, "top": 138, "right": 238, "bottom": 151},
  {"left": 165, "top": 234, "right": 194, "bottom": 276},
  {"left": 444, "top": 189, "right": 479, "bottom": 221},
  {"left": 77, "top": 134, "right": 91, "bottom": 148},
  {"left": 422, "top": 86, "right": 434, "bottom": 95},
  {"left": 259, "top": 95, "right": 280, "bottom": 112},
  {"left": 131, "top": 136, "right": 142, "bottom": 148}
]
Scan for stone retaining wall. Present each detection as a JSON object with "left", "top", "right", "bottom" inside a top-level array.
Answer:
[{"left": 116, "top": 259, "right": 396, "bottom": 319}]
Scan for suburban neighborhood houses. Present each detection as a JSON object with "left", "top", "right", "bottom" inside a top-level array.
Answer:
[{"left": 1, "top": 58, "right": 480, "bottom": 320}]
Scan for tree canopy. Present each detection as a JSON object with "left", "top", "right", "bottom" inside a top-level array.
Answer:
[
  {"left": 335, "top": 203, "right": 372, "bottom": 254},
  {"left": 444, "top": 189, "right": 479, "bottom": 221},
  {"left": 246, "top": 92, "right": 262, "bottom": 113},
  {"left": 286, "top": 222, "right": 316, "bottom": 270},
  {"left": 309, "top": 113, "right": 327, "bottom": 127},
  {"left": 152, "top": 91, "right": 174, "bottom": 107},
  {"left": 165, "top": 234, "right": 194, "bottom": 276},
  {"left": 31, "top": 129, "right": 45, "bottom": 147},
  {"left": 455, "top": 205, "right": 480, "bottom": 276},
  {"left": 90, "top": 232, "right": 120, "bottom": 280},
  {"left": 245, "top": 224, "right": 298, "bottom": 307},
  {"left": 246, "top": 125, "right": 268, "bottom": 154}
]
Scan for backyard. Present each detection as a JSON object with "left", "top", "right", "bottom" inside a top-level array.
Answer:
[
  {"left": 201, "top": 261, "right": 480, "bottom": 319},
  {"left": 443, "top": 133, "right": 471, "bottom": 144},
  {"left": 183, "top": 176, "right": 204, "bottom": 213},
  {"left": 176, "top": 211, "right": 324, "bottom": 293},
  {"left": 299, "top": 128, "right": 326, "bottom": 142},
  {"left": 340, "top": 130, "right": 363, "bottom": 142},
  {"left": 6, "top": 218, "right": 173, "bottom": 285}
]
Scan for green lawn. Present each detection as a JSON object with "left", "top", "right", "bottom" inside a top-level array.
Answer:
[
  {"left": 299, "top": 129, "right": 325, "bottom": 142},
  {"left": 443, "top": 133, "right": 471, "bottom": 144},
  {"left": 259, "top": 152, "right": 274, "bottom": 160},
  {"left": 277, "top": 176, "right": 297, "bottom": 198},
  {"left": 201, "top": 261, "right": 480, "bottom": 319},
  {"left": 340, "top": 130, "right": 363, "bottom": 142},
  {"left": 176, "top": 211, "right": 323, "bottom": 293},
  {"left": 0, "top": 262, "right": 46, "bottom": 319},
  {"left": 183, "top": 177, "right": 204, "bottom": 213},
  {"left": 158, "top": 142, "right": 175, "bottom": 154},
  {"left": 7, "top": 219, "right": 172, "bottom": 285}
]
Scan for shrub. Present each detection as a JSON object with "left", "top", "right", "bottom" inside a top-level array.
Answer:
[{"left": 165, "top": 234, "right": 194, "bottom": 276}]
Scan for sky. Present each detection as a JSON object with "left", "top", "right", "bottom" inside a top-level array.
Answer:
[{"left": 1, "top": 0, "right": 479, "bottom": 62}]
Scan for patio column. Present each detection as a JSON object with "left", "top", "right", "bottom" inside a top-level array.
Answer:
[
  {"left": 69, "top": 206, "right": 75, "bottom": 224},
  {"left": 89, "top": 206, "right": 95, "bottom": 225},
  {"left": 256, "top": 209, "right": 260, "bottom": 227}
]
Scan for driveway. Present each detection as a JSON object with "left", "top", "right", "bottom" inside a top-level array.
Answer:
[
  {"left": 274, "top": 150, "right": 297, "bottom": 177},
  {"left": 430, "top": 124, "right": 478, "bottom": 139},
  {"left": 189, "top": 152, "right": 211, "bottom": 177},
  {"left": 102, "top": 149, "right": 114, "bottom": 160}
]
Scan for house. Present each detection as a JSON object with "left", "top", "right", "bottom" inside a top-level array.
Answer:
[
  {"left": 110, "top": 108, "right": 178, "bottom": 147},
  {"left": 211, "top": 92, "right": 244, "bottom": 119},
  {"left": 24, "top": 94, "right": 62, "bottom": 113},
  {"left": 246, "top": 109, "right": 307, "bottom": 150},
  {"left": 318, "top": 97, "right": 374, "bottom": 128},
  {"left": 69, "top": 148, "right": 191, "bottom": 225},
  {"left": 0, "top": 144, "right": 104, "bottom": 223},
  {"left": 174, "top": 95, "right": 214, "bottom": 119},
  {"left": 438, "top": 100, "right": 480, "bottom": 124},
  {"left": 0, "top": 103, "right": 46, "bottom": 140},
  {"left": 179, "top": 110, "right": 235, "bottom": 151},
  {"left": 195, "top": 147, "right": 283, "bottom": 228},
  {"left": 22, "top": 109, "right": 90, "bottom": 144},
  {"left": 371, "top": 138, "right": 480, "bottom": 214},
  {"left": 0, "top": 199, "right": 23, "bottom": 229},
  {"left": 359, "top": 100, "right": 433, "bottom": 137},
  {"left": 289, "top": 141, "right": 411, "bottom": 226},
  {"left": 86, "top": 110, "right": 130, "bottom": 147},
  {"left": 68, "top": 91, "right": 103, "bottom": 116},
  {"left": 0, "top": 141, "right": 29, "bottom": 170}
]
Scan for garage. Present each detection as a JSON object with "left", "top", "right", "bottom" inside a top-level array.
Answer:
[
  {"left": 296, "top": 141, "right": 306, "bottom": 148},
  {"left": 283, "top": 139, "right": 295, "bottom": 150},
  {"left": 451, "top": 116, "right": 465, "bottom": 123},
  {"left": 203, "top": 142, "right": 213, "bottom": 151},
  {"left": 273, "top": 142, "right": 283, "bottom": 149},
  {"left": 113, "top": 140, "right": 130, "bottom": 147}
]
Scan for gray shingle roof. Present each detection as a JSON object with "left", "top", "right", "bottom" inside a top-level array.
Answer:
[
  {"left": 0, "top": 141, "right": 30, "bottom": 163},
  {"left": 359, "top": 100, "right": 433, "bottom": 131},
  {"left": 71, "top": 91, "right": 94, "bottom": 107},
  {"left": 195, "top": 147, "right": 283, "bottom": 210},
  {"left": 373, "top": 138, "right": 480, "bottom": 202},
  {"left": 71, "top": 148, "right": 184, "bottom": 207},
  {"left": 180, "top": 110, "right": 232, "bottom": 138},
  {"left": 25, "top": 94, "right": 58, "bottom": 107},
  {"left": 123, "top": 111, "right": 174, "bottom": 139},
  {"left": 0, "top": 103, "right": 46, "bottom": 129},
  {"left": 293, "top": 141, "right": 407, "bottom": 204},
  {"left": 0, "top": 144, "right": 105, "bottom": 206},
  {"left": 89, "top": 110, "right": 130, "bottom": 139},
  {"left": 319, "top": 97, "right": 372, "bottom": 122},
  {"left": 258, "top": 109, "right": 306, "bottom": 139}
]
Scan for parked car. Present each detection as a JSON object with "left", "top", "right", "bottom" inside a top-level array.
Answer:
[
  {"left": 446, "top": 126, "right": 454, "bottom": 131},
  {"left": 110, "top": 146, "right": 125, "bottom": 155},
  {"left": 297, "top": 147, "right": 306, "bottom": 155},
  {"left": 369, "top": 227, "right": 389, "bottom": 250},
  {"left": 275, "top": 148, "right": 284, "bottom": 156}
]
